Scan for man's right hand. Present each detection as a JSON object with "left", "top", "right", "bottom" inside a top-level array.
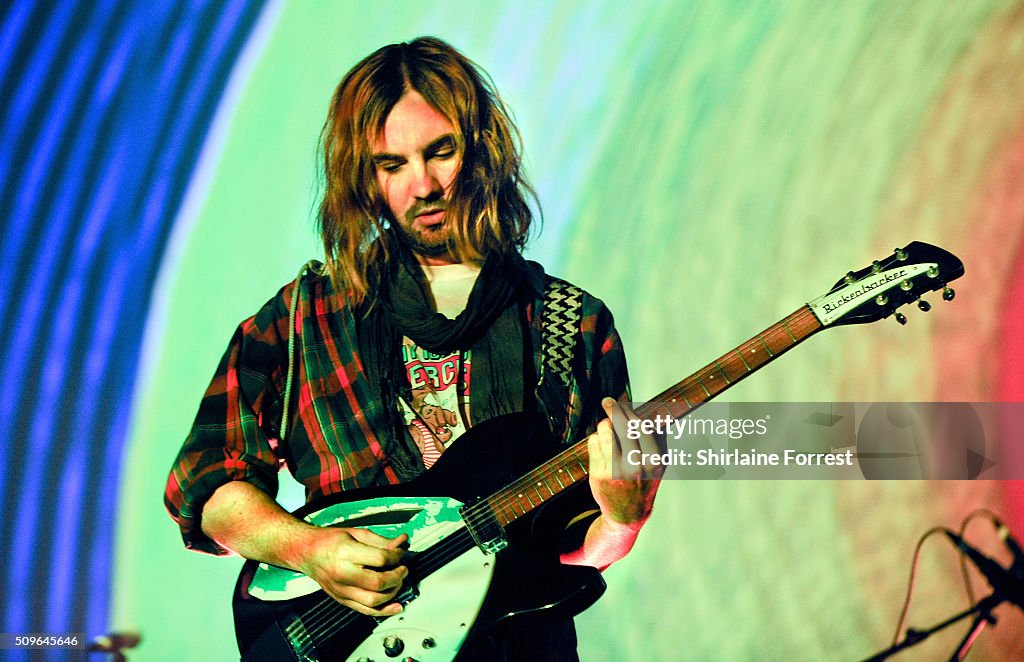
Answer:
[
  {"left": 294, "top": 527, "right": 409, "bottom": 616},
  {"left": 201, "top": 481, "right": 409, "bottom": 617}
]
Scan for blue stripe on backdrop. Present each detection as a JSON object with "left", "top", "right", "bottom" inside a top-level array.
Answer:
[{"left": 0, "top": 0, "right": 267, "bottom": 653}]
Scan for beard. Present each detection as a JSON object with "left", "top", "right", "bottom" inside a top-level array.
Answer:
[
  {"left": 396, "top": 222, "right": 451, "bottom": 257},
  {"left": 395, "top": 202, "right": 453, "bottom": 258}
]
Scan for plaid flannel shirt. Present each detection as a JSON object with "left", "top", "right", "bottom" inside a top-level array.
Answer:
[{"left": 164, "top": 263, "right": 629, "bottom": 555}]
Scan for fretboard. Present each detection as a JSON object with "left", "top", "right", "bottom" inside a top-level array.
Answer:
[{"left": 480, "top": 305, "right": 824, "bottom": 528}]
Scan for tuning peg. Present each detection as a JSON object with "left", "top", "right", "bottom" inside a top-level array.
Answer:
[
  {"left": 917, "top": 299, "right": 931, "bottom": 312},
  {"left": 943, "top": 287, "right": 955, "bottom": 301},
  {"left": 872, "top": 260, "right": 882, "bottom": 274},
  {"left": 875, "top": 294, "right": 888, "bottom": 306},
  {"left": 844, "top": 271, "right": 856, "bottom": 285},
  {"left": 927, "top": 265, "right": 939, "bottom": 278},
  {"left": 899, "top": 279, "right": 913, "bottom": 291},
  {"left": 895, "top": 312, "right": 907, "bottom": 325},
  {"left": 895, "top": 247, "right": 908, "bottom": 261}
]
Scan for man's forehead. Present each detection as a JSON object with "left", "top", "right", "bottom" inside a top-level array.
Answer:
[{"left": 370, "top": 91, "right": 457, "bottom": 155}]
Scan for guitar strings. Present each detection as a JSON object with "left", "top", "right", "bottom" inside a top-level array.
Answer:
[
  {"left": 280, "top": 305, "right": 823, "bottom": 651},
  {"left": 290, "top": 439, "right": 591, "bottom": 649},
  {"left": 289, "top": 451, "right": 595, "bottom": 647},
  {"left": 290, "top": 500, "right": 511, "bottom": 645},
  {"left": 288, "top": 419, "right": 598, "bottom": 642},
  {"left": 289, "top": 439, "right": 597, "bottom": 643}
]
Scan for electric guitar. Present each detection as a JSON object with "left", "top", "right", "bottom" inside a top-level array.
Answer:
[{"left": 232, "top": 241, "right": 964, "bottom": 661}]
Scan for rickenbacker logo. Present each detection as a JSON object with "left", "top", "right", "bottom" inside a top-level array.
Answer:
[
  {"left": 809, "top": 263, "right": 933, "bottom": 326},
  {"left": 821, "top": 268, "right": 907, "bottom": 314}
]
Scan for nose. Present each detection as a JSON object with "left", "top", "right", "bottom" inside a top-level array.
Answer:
[{"left": 410, "top": 161, "right": 443, "bottom": 200}]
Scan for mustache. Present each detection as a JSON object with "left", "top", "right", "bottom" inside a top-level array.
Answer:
[{"left": 405, "top": 199, "right": 447, "bottom": 222}]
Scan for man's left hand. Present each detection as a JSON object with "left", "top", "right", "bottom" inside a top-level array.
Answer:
[{"left": 587, "top": 397, "right": 665, "bottom": 526}]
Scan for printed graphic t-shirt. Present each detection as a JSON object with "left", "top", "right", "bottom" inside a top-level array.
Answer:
[{"left": 400, "top": 263, "right": 481, "bottom": 467}]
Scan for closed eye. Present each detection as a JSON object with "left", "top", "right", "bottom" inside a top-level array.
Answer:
[
  {"left": 371, "top": 134, "right": 459, "bottom": 172},
  {"left": 373, "top": 157, "right": 404, "bottom": 173},
  {"left": 426, "top": 135, "right": 458, "bottom": 161}
]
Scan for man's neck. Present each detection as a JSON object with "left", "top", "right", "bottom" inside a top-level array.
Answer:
[
  {"left": 415, "top": 250, "right": 461, "bottom": 267},
  {"left": 417, "top": 254, "right": 459, "bottom": 266}
]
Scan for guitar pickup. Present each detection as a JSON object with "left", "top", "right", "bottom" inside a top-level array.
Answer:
[{"left": 459, "top": 505, "right": 508, "bottom": 554}]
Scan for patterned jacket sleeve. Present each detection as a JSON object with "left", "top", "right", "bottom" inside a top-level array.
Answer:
[
  {"left": 164, "top": 284, "right": 293, "bottom": 555},
  {"left": 574, "top": 292, "right": 631, "bottom": 438}
]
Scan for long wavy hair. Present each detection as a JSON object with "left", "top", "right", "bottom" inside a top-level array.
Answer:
[{"left": 317, "top": 36, "right": 538, "bottom": 304}]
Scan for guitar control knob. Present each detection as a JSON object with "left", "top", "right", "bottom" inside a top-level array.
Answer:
[
  {"left": 871, "top": 261, "right": 882, "bottom": 274},
  {"left": 917, "top": 299, "right": 931, "bottom": 312},
  {"left": 356, "top": 658, "right": 374, "bottom": 662},
  {"left": 875, "top": 294, "right": 888, "bottom": 306},
  {"left": 895, "top": 312, "right": 907, "bottom": 325},
  {"left": 895, "top": 247, "right": 908, "bottom": 261},
  {"left": 943, "top": 287, "right": 955, "bottom": 301},
  {"left": 421, "top": 638, "right": 436, "bottom": 649},
  {"left": 383, "top": 635, "right": 405, "bottom": 657}
]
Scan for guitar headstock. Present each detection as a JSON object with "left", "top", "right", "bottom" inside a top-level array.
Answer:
[{"left": 807, "top": 241, "right": 964, "bottom": 327}]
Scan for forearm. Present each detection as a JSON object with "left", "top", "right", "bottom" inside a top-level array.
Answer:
[
  {"left": 200, "top": 481, "right": 318, "bottom": 570},
  {"left": 202, "top": 481, "right": 410, "bottom": 616},
  {"left": 559, "top": 513, "right": 646, "bottom": 569}
]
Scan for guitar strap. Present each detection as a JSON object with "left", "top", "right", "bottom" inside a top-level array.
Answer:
[
  {"left": 539, "top": 278, "right": 583, "bottom": 388},
  {"left": 534, "top": 277, "right": 583, "bottom": 442}
]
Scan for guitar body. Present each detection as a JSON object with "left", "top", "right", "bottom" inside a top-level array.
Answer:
[{"left": 233, "top": 412, "right": 606, "bottom": 662}]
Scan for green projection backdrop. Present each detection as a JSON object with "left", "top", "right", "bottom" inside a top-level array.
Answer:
[{"left": 117, "top": 1, "right": 1024, "bottom": 659}]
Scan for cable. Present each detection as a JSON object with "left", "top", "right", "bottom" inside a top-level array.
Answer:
[
  {"left": 890, "top": 526, "right": 948, "bottom": 646},
  {"left": 957, "top": 509, "right": 1004, "bottom": 607}
]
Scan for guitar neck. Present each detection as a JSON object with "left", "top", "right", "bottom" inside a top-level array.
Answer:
[{"left": 482, "top": 306, "right": 824, "bottom": 527}]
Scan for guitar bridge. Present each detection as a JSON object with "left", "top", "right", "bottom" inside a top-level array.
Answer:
[{"left": 460, "top": 504, "right": 508, "bottom": 554}]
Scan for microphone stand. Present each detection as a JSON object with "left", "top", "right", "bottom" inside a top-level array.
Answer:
[
  {"left": 859, "top": 592, "right": 1003, "bottom": 662},
  {"left": 948, "top": 593, "right": 1001, "bottom": 662}
]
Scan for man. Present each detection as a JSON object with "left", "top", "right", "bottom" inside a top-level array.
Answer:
[{"left": 165, "top": 36, "right": 661, "bottom": 660}]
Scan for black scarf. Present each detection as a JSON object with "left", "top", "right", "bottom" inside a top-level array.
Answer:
[{"left": 357, "top": 236, "right": 534, "bottom": 480}]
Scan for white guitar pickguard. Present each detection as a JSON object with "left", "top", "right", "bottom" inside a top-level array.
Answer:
[{"left": 247, "top": 496, "right": 494, "bottom": 661}]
